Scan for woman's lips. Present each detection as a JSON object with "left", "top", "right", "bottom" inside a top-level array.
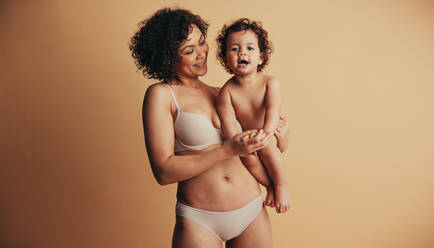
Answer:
[{"left": 194, "top": 60, "right": 206, "bottom": 69}]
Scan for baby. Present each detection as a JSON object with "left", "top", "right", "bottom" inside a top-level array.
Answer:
[{"left": 216, "top": 18, "right": 290, "bottom": 213}]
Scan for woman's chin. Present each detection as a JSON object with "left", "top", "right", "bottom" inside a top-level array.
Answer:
[{"left": 196, "top": 67, "right": 208, "bottom": 77}]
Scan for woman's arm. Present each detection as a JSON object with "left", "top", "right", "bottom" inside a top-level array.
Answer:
[
  {"left": 263, "top": 78, "right": 282, "bottom": 134},
  {"left": 275, "top": 116, "right": 290, "bottom": 153},
  {"left": 143, "top": 84, "right": 272, "bottom": 185},
  {"left": 217, "top": 84, "right": 240, "bottom": 139}
]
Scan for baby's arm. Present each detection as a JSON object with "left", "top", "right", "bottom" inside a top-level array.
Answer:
[
  {"left": 217, "top": 84, "right": 240, "bottom": 139},
  {"left": 263, "top": 78, "right": 282, "bottom": 134}
]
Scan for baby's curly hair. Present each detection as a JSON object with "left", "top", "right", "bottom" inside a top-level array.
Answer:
[
  {"left": 216, "top": 18, "right": 273, "bottom": 74},
  {"left": 129, "top": 8, "right": 209, "bottom": 81}
]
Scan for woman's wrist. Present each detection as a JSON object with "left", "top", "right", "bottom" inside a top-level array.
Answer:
[{"left": 220, "top": 140, "right": 236, "bottom": 158}]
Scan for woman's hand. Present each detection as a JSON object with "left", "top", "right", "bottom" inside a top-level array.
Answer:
[
  {"left": 275, "top": 116, "right": 289, "bottom": 138},
  {"left": 275, "top": 116, "right": 290, "bottom": 153},
  {"left": 224, "top": 130, "right": 273, "bottom": 157}
]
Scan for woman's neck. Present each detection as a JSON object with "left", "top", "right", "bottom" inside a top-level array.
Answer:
[{"left": 173, "top": 76, "right": 203, "bottom": 88}]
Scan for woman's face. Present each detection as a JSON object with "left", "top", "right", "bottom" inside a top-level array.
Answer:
[{"left": 174, "top": 25, "right": 209, "bottom": 79}]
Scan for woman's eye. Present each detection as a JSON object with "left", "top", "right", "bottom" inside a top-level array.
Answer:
[
  {"left": 200, "top": 40, "right": 206, "bottom": 46},
  {"left": 185, "top": 49, "right": 193, "bottom": 54}
]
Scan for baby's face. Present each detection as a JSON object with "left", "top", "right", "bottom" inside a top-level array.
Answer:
[{"left": 225, "top": 29, "right": 263, "bottom": 76}]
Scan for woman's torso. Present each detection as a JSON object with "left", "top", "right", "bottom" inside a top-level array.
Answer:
[{"left": 166, "top": 82, "right": 261, "bottom": 211}]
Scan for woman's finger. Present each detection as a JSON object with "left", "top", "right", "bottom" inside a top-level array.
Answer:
[
  {"left": 245, "top": 132, "right": 264, "bottom": 144},
  {"left": 237, "top": 130, "right": 257, "bottom": 140},
  {"left": 246, "top": 133, "right": 265, "bottom": 145},
  {"left": 258, "top": 131, "right": 273, "bottom": 143},
  {"left": 240, "top": 129, "right": 258, "bottom": 136},
  {"left": 252, "top": 129, "right": 263, "bottom": 138},
  {"left": 274, "top": 129, "right": 281, "bottom": 136},
  {"left": 249, "top": 132, "right": 273, "bottom": 151},
  {"left": 249, "top": 141, "right": 268, "bottom": 152}
]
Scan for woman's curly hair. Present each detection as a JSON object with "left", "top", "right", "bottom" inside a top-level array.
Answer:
[
  {"left": 216, "top": 18, "right": 273, "bottom": 74},
  {"left": 129, "top": 8, "right": 209, "bottom": 81}
]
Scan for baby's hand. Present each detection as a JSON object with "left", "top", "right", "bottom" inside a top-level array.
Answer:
[
  {"left": 247, "top": 129, "right": 270, "bottom": 156},
  {"left": 227, "top": 130, "right": 272, "bottom": 157}
]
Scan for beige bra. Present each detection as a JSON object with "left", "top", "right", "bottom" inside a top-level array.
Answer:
[{"left": 166, "top": 84, "right": 225, "bottom": 152}]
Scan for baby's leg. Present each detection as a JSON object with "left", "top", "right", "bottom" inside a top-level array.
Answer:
[
  {"left": 240, "top": 155, "right": 275, "bottom": 207},
  {"left": 258, "top": 137, "right": 290, "bottom": 213}
]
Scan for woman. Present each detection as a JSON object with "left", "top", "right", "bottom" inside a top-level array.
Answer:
[{"left": 129, "top": 8, "right": 289, "bottom": 247}]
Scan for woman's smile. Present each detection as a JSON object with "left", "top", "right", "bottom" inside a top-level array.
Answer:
[{"left": 194, "top": 59, "right": 207, "bottom": 71}]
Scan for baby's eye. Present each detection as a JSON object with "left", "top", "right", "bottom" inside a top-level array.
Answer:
[
  {"left": 231, "top": 47, "right": 239, "bottom": 51},
  {"left": 247, "top": 46, "right": 255, "bottom": 51}
]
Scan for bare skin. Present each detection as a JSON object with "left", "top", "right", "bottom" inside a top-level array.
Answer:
[
  {"left": 143, "top": 25, "right": 289, "bottom": 247},
  {"left": 218, "top": 30, "right": 291, "bottom": 213}
]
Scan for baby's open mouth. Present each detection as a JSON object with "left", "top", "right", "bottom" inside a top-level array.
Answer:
[{"left": 238, "top": 59, "right": 249, "bottom": 65}]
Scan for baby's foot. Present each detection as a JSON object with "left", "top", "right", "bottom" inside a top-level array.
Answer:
[
  {"left": 274, "top": 184, "right": 291, "bottom": 214},
  {"left": 264, "top": 186, "right": 275, "bottom": 207}
]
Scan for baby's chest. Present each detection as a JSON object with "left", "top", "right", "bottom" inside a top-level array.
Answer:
[
  {"left": 232, "top": 99, "right": 266, "bottom": 129},
  {"left": 231, "top": 88, "right": 265, "bottom": 111}
]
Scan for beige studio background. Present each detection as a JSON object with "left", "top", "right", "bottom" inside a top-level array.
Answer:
[{"left": 1, "top": 0, "right": 434, "bottom": 247}]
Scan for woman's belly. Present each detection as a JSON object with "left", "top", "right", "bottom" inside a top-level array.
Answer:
[{"left": 175, "top": 155, "right": 261, "bottom": 211}]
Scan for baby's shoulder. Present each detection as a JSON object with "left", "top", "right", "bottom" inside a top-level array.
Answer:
[
  {"left": 220, "top": 77, "right": 237, "bottom": 90},
  {"left": 262, "top": 74, "right": 280, "bottom": 87}
]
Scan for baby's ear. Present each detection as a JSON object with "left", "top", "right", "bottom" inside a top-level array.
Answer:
[{"left": 259, "top": 52, "right": 264, "bottom": 65}]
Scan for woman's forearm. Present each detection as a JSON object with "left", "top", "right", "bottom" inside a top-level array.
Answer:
[
  {"left": 154, "top": 144, "right": 234, "bottom": 185},
  {"left": 149, "top": 129, "right": 272, "bottom": 185}
]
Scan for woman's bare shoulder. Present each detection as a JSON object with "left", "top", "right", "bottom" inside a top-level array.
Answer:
[
  {"left": 145, "top": 82, "right": 169, "bottom": 96},
  {"left": 143, "top": 82, "right": 172, "bottom": 103}
]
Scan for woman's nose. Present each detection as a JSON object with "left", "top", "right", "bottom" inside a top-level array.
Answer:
[{"left": 198, "top": 48, "right": 206, "bottom": 59}]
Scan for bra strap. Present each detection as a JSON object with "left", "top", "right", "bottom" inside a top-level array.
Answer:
[{"left": 165, "top": 84, "right": 181, "bottom": 111}]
